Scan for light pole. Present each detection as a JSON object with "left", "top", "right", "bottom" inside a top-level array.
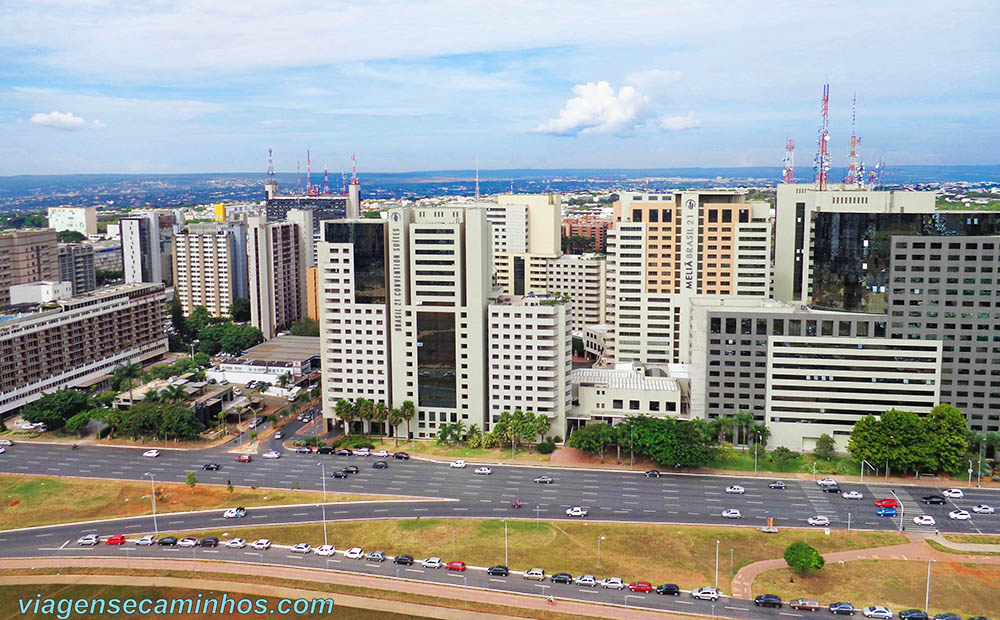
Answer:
[
  {"left": 978, "top": 442, "right": 985, "bottom": 488},
  {"left": 318, "top": 462, "right": 328, "bottom": 546},
  {"left": 925, "top": 559, "right": 934, "bottom": 611},
  {"left": 889, "top": 489, "right": 904, "bottom": 533},
  {"left": 968, "top": 459, "right": 974, "bottom": 488},
  {"left": 714, "top": 540, "right": 720, "bottom": 589},
  {"left": 503, "top": 520, "right": 508, "bottom": 567},
  {"left": 597, "top": 536, "right": 605, "bottom": 568},
  {"left": 753, "top": 430, "right": 761, "bottom": 477},
  {"left": 630, "top": 423, "right": 634, "bottom": 469},
  {"left": 144, "top": 472, "right": 158, "bottom": 536}
]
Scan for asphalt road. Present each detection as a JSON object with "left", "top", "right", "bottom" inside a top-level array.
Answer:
[{"left": 1, "top": 439, "right": 998, "bottom": 620}]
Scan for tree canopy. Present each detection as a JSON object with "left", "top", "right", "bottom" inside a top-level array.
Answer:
[
  {"left": 21, "top": 390, "right": 91, "bottom": 430},
  {"left": 96, "top": 401, "right": 203, "bottom": 440},
  {"left": 567, "top": 416, "right": 716, "bottom": 467},
  {"left": 784, "top": 541, "right": 824, "bottom": 575},
  {"left": 229, "top": 297, "right": 251, "bottom": 322},
  {"left": 847, "top": 405, "right": 969, "bottom": 474}
]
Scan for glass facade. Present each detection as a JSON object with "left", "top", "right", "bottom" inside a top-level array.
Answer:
[
  {"left": 326, "top": 221, "right": 386, "bottom": 304},
  {"left": 416, "top": 311, "right": 457, "bottom": 408}
]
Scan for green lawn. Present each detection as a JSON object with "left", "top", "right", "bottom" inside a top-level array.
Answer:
[{"left": 706, "top": 447, "right": 863, "bottom": 476}]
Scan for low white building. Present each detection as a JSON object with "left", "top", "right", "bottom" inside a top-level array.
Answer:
[
  {"left": 9, "top": 281, "right": 72, "bottom": 305},
  {"left": 568, "top": 363, "right": 683, "bottom": 435}
]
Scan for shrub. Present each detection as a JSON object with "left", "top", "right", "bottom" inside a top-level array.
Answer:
[
  {"left": 466, "top": 433, "right": 482, "bottom": 449},
  {"left": 550, "top": 435, "right": 563, "bottom": 444},
  {"left": 481, "top": 432, "right": 500, "bottom": 449},
  {"left": 784, "top": 541, "right": 824, "bottom": 575},
  {"left": 536, "top": 441, "right": 556, "bottom": 454}
]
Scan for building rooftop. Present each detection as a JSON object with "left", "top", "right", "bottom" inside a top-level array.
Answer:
[
  {"left": 491, "top": 293, "right": 569, "bottom": 307},
  {"left": 243, "top": 335, "right": 320, "bottom": 363},
  {"left": 571, "top": 367, "right": 679, "bottom": 393}
]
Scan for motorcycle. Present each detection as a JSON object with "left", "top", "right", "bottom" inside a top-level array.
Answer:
[{"left": 511, "top": 501, "right": 522, "bottom": 509}]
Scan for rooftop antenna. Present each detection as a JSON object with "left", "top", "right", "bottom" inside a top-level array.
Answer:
[
  {"left": 341, "top": 170, "right": 347, "bottom": 195},
  {"left": 351, "top": 154, "right": 359, "bottom": 183},
  {"left": 323, "top": 166, "right": 330, "bottom": 195},
  {"left": 510, "top": 178, "right": 514, "bottom": 194},
  {"left": 296, "top": 160, "right": 302, "bottom": 194},
  {"left": 306, "top": 150, "right": 313, "bottom": 195},
  {"left": 813, "top": 80, "right": 831, "bottom": 190},
  {"left": 267, "top": 147, "right": 275, "bottom": 182},
  {"left": 845, "top": 93, "right": 861, "bottom": 185},
  {"left": 782, "top": 139, "right": 795, "bottom": 184},
  {"left": 475, "top": 158, "right": 480, "bottom": 199}
]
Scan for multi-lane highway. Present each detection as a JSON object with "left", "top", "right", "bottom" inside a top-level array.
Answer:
[{"left": 1, "top": 438, "right": 998, "bottom": 620}]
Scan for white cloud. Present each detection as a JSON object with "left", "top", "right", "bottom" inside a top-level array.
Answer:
[
  {"left": 626, "top": 69, "right": 683, "bottom": 91},
  {"left": 30, "top": 111, "right": 86, "bottom": 130},
  {"left": 91, "top": 119, "right": 106, "bottom": 129},
  {"left": 658, "top": 112, "right": 702, "bottom": 131},
  {"left": 533, "top": 81, "right": 650, "bottom": 136}
]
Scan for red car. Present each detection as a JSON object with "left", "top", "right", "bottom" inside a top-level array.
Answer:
[
  {"left": 628, "top": 581, "right": 653, "bottom": 593},
  {"left": 445, "top": 561, "right": 466, "bottom": 572},
  {"left": 235, "top": 454, "right": 252, "bottom": 463},
  {"left": 875, "top": 498, "right": 899, "bottom": 508},
  {"left": 105, "top": 534, "right": 126, "bottom": 545}
]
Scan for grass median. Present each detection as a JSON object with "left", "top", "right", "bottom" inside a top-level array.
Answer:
[
  {"left": 170, "top": 518, "right": 904, "bottom": 594},
  {"left": 371, "top": 439, "right": 553, "bottom": 463},
  {"left": 941, "top": 533, "right": 1000, "bottom": 545},
  {"left": 752, "top": 559, "right": 998, "bottom": 618},
  {"left": 0, "top": 474, "right": 404, "bottom": 531}
]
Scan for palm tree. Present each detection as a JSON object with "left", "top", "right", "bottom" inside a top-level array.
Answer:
[
  {"left": 453, "top": 419, "right": 467, "bottom": 442},
  {"left": 113, "top": 362, "right": 143, "bottom": 405},
  {"left": 388, "top": 407, "right": 405, "bottom": 447},
  {"left": 466, "top": 424, "right": 481, "bottom": 441},
  {"left": 372, "top": 401, "right": 388, "bottom": 438},
  {"left": 354, "top": 398, "right": 374, "bottom": 438},
  {"left": 735, "top": 411, "right": 756, "bottom": 450},
  {"left": 277, "top": 372, "right": 292, "bottom": 389},
  {"left": 162, "top": 384, "right": 188, "bottom": 402},
  {"left": 400, "top": 400, "right": 416, "bottom": 444},
  {"left": 142, "top": 390, "right": 160, "bottom": 403},
  {"left": 335, "top": 399, "right": 354, "bottom": 437}
]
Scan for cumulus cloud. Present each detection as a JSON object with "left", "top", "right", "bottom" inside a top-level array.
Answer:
[
  {"left": 533, "top": 81, "right": 650, "bottom": 136},
  {"left": 30, "top": 111, "right": 86, "bottom": 130},
  {"left": 658, "top": 112, "right": 702, "bottom": 131}
]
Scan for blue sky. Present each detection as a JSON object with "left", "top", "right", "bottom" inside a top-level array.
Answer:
[{"left": 0, "top": 1, "right": 997, "bottom": 175}]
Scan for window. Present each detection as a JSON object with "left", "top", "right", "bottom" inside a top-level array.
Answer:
[
  {"left": 612, "top": 399, "right": 623, "bottom": 409},
  {"left": 629, "top": 400, "right": 640, "bottom": 410}
]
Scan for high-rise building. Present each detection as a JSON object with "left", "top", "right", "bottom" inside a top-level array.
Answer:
[
  {"left": 546, "top": 253, "right": 606, "bottom": 333},
  {"left": 172, "top": 222, "right": 249, "bottom": 317},
  {"left": 46, "top": 206, "right": 98, "bottom": 237},
  {"left": 561, "top": 217, "right": 611, "bottom": 252},
  {"left": 305, "top": 266, "right": 319, "bottom": 321},
  {"left": 247, "top": 210, "right": 312, "bottom": 340},
  {"left": 57, "top": 243, "right": 96, "bottom": 295},
  {"left": 0, "top": 229, "right": 59, "bottom": 308},
  {"left": 489, "top": 194, "right": 562, "bottom": 296},
  {"left": 120, "top": 214, "right": 162, "bottom": 285},
  {"left": 0, "top": 283, "right": 167, "bottom": 415}
]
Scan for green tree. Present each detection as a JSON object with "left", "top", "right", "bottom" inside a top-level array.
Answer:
[
  {"left": 161, "top": 384, "right": 189, "bottom": 402},
  {"left": 56, "top": 230, "right": 87, "bottom": 242},
  {"left": 533, "top": 414, "right": 552, "bottom": 444},
  {"left": 21, "top": 390, "right": 91, "bottom": 430},
  {"left": 96, "top": 269, "right": 124, "bottom": 286},
  {"left": 229, "top": 297, "right": 251, "bottom": 322},
  {"left": 227, "top": 482, "right": 234, "bottom": 494},
  {"left": 277, "top": 373, "right": 292, "bottom": 389},
  {"left": 289, "top": 318, "right": 320, "bottom": 337},
  {"left": 770, "top": 446, "right": 798, "bottom": 469},
  {"left": 813, "top": 434, "right": 836, "bottom": 461},
  {"left": 784, "top": 541, "right": 825, "bottom": 575},
  {"left": 111, "top": 362, "right": 143, "bottom": 403},
  {"left": 922, "top": 404, "right": 969, "bottom": 474},
  {"left": 567, "top": 423, "right": 617, "bottom": 463},
  {"left": 847, "top": 414, "right": 887, "bottom": 467},
  {"left": 185, "top": 472, "right": 198, "bottom": 488},
  {"left": 735, "top": 410, "right": 756, "bottom": 449},
  {"left": 372, "top": 401, "right": 388, "bottom": 438},
  {"left": 388, "top": 407, "right": 405, "bottom": 447},
  {"left": 400, "top": 400, "right": 416, "bottom": 443},
  {"left": 335, "top": 399, "right": 355, "bottom": 437},
  {"left": 192, "top": 352, "right": 210, "bottom": 367},
  {"left": 64, "top": 409, "right": 94, "bottom": 437},
  {"left": 186, "top": 305, "right": 212, "bottom": 338}
]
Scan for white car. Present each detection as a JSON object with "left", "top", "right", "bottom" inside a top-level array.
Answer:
[
  {"left": 474, "top": 466, "right": 492, "bottom": 475},
  {"left": 722, "top": 509, "right": 742, "bottom": 519},
  {"left": 842, "top": 491, "right": 864, "bottom": 500},
  {"left": 0, "top": 447, "right": 5, "bottom": 454},
  {"left": 575, "top": 575, "right": 597, "bottom": 587},
  {"left": 601, "top": 577, "right": 625, "bottom": 590},
  {"left": 913, "top": 515, "right": 936, "bottom": 526},
  {"left": 942, "top": 488, "right": 964, "bottom": 499},
  {"left": 421, "top": 557, "right": 443, "bottom": 569},
  {"left": 972, "top": 504, "right": 995, "bottom": 514},
  {"left": 807, "top": 515, "right": 831, "bottom": 526},
  {"left": 136, "top": 535, "right": 156, "bottom": 546},
  {"left": 372, "top": 450, "right": 389, "bottom": 458},
  {"left": 565, "top": 506, "right": 588, "bottom": 517},
  {"left": 344, "top": 547, "right": 364, "bottom": 559},
  {"left": 223, "top": 508, "right": 246, "bottom": 519},
  {"left": 817, "top": 477, "right": 837, "bottom": 486},
  {"left": 315, "top": 545, "right": 336, "bottom": 556},
  {"left": 862, "top": 606, "right": 893, "bottom": 619},
  {"left": 177, "top": 537, "right": 198, "bottom": 548},
  {"left": 725, "top": 485, "right": 745, "bottom": 495},
  {"left": 450, "top": 460, "right": 467, "bottom": 468},
  {"left": 354, "top": 448, "right": 371, "bottom": 456},
  {"left": 949, "top": 509, "right": 972, "bottom": 521},
  {"left": 19, "top": 421, "right": 43, "bottom": 431},
  {"left": 290, "top": 543, "right": 312, "bottom": 554},
  {"left": 691, "top": 587, "right": 720, "bottom": 601},
  {"left": 225, "top": 538, "right": 247, "bottom": 549},
  {"left": 262, "top": 450, "right": 281, "bottom": 459},
  {"left": 251, "top": 538, "right": 271, "bottom": 550},
  {"left": 77, "top": 534, "right": 100, "bottom": 546},
  {"left": 0, "top": 439, "right": 13, "bottom": 446},
  {"left": 142, "top": 449, "right": 160, "bottom": 458}
]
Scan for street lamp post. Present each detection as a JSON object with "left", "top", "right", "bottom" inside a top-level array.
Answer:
[
  {"left": 978, "top": 442, "right": 985, "bottom": 488},
  {"left": 714, "top": 540, "right": 720, "bottom": 589},
  {"left": 889, "top": 489, "right": 904, "bottom": 533},
  {"left": 597, "top": 536, "right": 605, "bottom": 568},
  {"left": 968, "top": 459, "right": 974, "bottom": 488},
  {"left": 753, "top": 431, "right": 761, "bottom": 477},
  {"left": 318, "top": 462, "right": 327, "bottom": 546},
  {"left": 925, "top": 559, "right": 934, "bottom": 612},
  {"left": 144, "top": 472, "right": 158, "bottom": 536}
]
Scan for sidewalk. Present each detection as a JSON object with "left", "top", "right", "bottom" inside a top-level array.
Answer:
[{"left": 0, "top": 557, "right": 705, "bottom": 620}]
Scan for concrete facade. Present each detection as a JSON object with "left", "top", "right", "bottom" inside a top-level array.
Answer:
[
  {"left": 569, "top": 365, "right": 683, "bottom": 434},
  {"left": 120, "top": 214, "right": 162, "bottom": 285},
  {"left": 247, "top": 210, "right": 311, "bottom": 340},
  {"left": 490, "top": 194, "right": 562, "bottom": 297},
  {"left": 545, "top": 253, "right": 606, "bottom": 334},
  {"left": 47, "top": 207, "right": 97, "bottom": 237},
  {"left": 172, "top": 223, "right": 248, "bottom": 318},
  {"left": 0, "top": 229, "right": 59, "bottom": 308},
  {"left": 57, "top": 243, "right": 96, "bottom": 295}
]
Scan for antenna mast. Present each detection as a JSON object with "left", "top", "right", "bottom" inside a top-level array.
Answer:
[
  {"left": 845, "top": 94, "right": 861, "bottom": 185},
  {"left": 267, "top": 147, "right": 275, "bottom": 182},
  {"left": 296, "top": 161, "right": 302, "bottom": 195},
  {"left": 323, "top": 166, "right": 330, "bottom": 195},
  {"left": 341, "top": 170, "right": 347, "bottom": 195},
  {"left": 351, "top": 154, "right": 358, "bottom": 183},
  {"left": 307, "top": 150, "right": 313, "bottom": 195},
  {"left": 475, "top": 158, "right": 480, "bottom": 199},
  {"left": 813, "top": 80, "right": 831, "bottom": 190},
  {"left": 782, "top": 139, "right": 795, "bottom": 184}
]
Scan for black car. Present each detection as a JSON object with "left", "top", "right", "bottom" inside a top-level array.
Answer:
[
  {"left": 373, "top": 460, "right": 388, "bottom": 469},
  {"left": 202, "top": 463, "right": 220, "bottom": 471},
  {"left": 899, "top": 611, "right": 929, "bottom": 620},
  {"left": 655, "top": 584, "right": 680, "bottom": 596},
  {"left": 966, "top": 617, "right": 992, "bottom": 620},
  {"left": 393, "top": 452, "right": 410, "bottom": 460},
  {"left": 829, "top": 602, "right": 856, "bottom": 615},
  {"left": 931, "top": 615, "right": 960, "bottom": 620},
  {"left": 393, "top": 554, "right": 413, "bottom": 565},
  {"left": 487, "top": 565, "right": 509, "bottom": 576},
  {"left": 822, "top": 485, "right": 842, "bottom": 493},
  {"left": 754, "top": 594, "right": 782, "bottom": 608},
  {"left": 551, "top": 573, "right": 573, "bottom": 584},
  {"left": 157, "top": 536, "right": 178, "bottom": 546},
  {"left": 921, "top": 495, "right": 946, "bottom": 505},
  {"left": 345, "top": 465, "right": 359, "bottom": 474},
  {"left": 295, "top": 446, "right": 312, "bottom": 454},
  {"left": 335, "top": 449, "right": 353, "bottom": 456},
  {"left": 769, "top": 481, "right": 787, "bottom": 489},
  {"left": 317, "top": 446, "right": 334, "bottom": 455},
  {"left": 200, "top": 537, "right": 219, "bottom": 548},
  {"left": 332, "top": 470, "right": 348, "bottom": 478},
  {"left": 644, "top": 470, "right": 661, "bottom": 478}
]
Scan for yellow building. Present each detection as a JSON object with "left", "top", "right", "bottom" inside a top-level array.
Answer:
[
  {"left": 306, "top": 265, "right": 319, "bottom": 320},
  {"left": 488, "top": 193, "right": 562, "bottom": 295},
  {"left": 214, "top": 204, "right": 227, "bottom": 222}
]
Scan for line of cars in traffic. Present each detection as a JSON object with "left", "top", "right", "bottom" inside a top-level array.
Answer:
[{"left": 753, "top": 596, "right": 988, "bottom": 620}]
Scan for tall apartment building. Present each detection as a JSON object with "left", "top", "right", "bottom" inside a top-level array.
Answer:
[
  {"left": 120, "top": 213, "right": 162, "bottom": 284},
  {"left": 488, "top": 294, "right": 572, "bottom": 431},
  {"left": 546, "top": 253, "right": 606, "bottom": 333},
  {"left": 489, "top": 194, "right": 562, "bottom": 296},
  {"left": 247, "top": 210, "right": 312, "bottom": 340},
  {"left": 172, "top": 223, "right": 249, "bottom": 317},
  {"left": 561, "top": 217, "right": 611, "bottom": 252},
  {"left": 57, "top": 243, "right": 96, "bottom": 295},
  {"left": 0, "top": 283, "right": 167, "bottom": 415},
  {"left": 605, "top": 192, "right": 772, "bottom": 367},
  {"left": 47, "top": 206, "right": 97, "bottom": 237},
  {"left": 306, "top": 265, "right": 319, "bottom": 321},
  {"left": 0, "top": 229, "right": 59, "bottom": 308},
  {"left": 319, "top": 207, "right": 492, "bottom": 438}
]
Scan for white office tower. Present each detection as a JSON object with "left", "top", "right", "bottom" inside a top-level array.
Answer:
[
  {"left": 120, "top": 213, "right": 162, "bottom": 284},
  {"left": 172, "top": 222, "right": 248, "bottom": 318},
  {"left": 488, "top": 193, "right": 562, "bottom": 296},
  {"left": 319, "top": 207, "right": 492, "bottom": 438},
  {"left": 247, "top": 209, "right": 312, "bottom": 340},
  {"left": 546, "top": 253, "right": 606, "bottom": 334},
  {"left": 487, "top": 294, "right": 572, "bottom": 433},
  {"left": 47, "top": 206, "right": 98, "bottom": 236}
]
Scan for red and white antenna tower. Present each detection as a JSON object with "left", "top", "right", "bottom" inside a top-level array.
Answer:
[
  {"left": 267, "top": 147, "right": 275, "bottom": 182},
  {"left": 306, "top": 150, "right": 313, "bottom": 195},
  {"left": 813, "top": 81, "right": 831, "bottom": 190},
  {"left": 782, "top": 139, "right": 795, "bottom": 184},
  {"left": 351, "top": 154, "right": 359, "bottom": 184},
  {"left": 845, "top": 94, "right": 861, "bottom": 185},
  {"left": 323, "top": 167, "right": 330, "bottom": 195}
]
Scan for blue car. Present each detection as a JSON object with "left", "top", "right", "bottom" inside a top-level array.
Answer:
[{"left": 876, "top": 507, "right": 897, "bottom": 517}]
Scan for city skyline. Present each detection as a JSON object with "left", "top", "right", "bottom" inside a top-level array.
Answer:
[{"left": 1, "top": 1, "right": 998, "bottom": 175}]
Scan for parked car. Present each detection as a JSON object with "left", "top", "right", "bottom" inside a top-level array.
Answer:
[
  {"left": 829, "top": 602, "right": 856, "bottom": 615},
  {"left": 769, "top": 481, "right": 787, "bottom": 489},
  {"left": 317, "top": 446, "right": 334, "bottom": 454},
  {"left": 335, "top": 449, "right": 352, "bottom": 456},
  {"left": 644, "top": 470, "right": 661, "bottom": 478},
  {"left": 103, "top": 534, "right": 125, "bottom": 545},
  {"left": 157, "top": 536, "right": 178, "bottom": 547},
  {"left": 487, "top": 565, "right": 508, "bottom": 576},
  {"left": 290, "top": 543, "right": 312, "bottom": 554},
  {"left": 628, "top": 581, "right": 653, "bottom": 593},
  {"left": 942, "top": 488, "right": 964, "bottom": 499},
  {"left": 421, "top": 557, "right": 443, "bottom": 569},
  {"left": 0, "top": 439, "right": 14, "bottom": 446},
  {"left": 601, "top": 577, "right": 625, "bottom": 590},
  {"left": 930, "top": 614, "right": 961, "bottom": 620},
  {"left": 533, "top": 475, "right": 554, "bottom": 484},
  {"left": 200, "top": 537, "right": 219, "bottom": 548},
  {"left": 755, "top": 594, "right": 783, "bottom": 608},
  {"left": 807, "top": 515, "right": 831, "bottom": 526},
  {"left": 523, "top": 568, "right": 545, "bottom": 581},
  {"left": 722, "top": 509, "right": 742, "bottom": 519},
  {"left": 373, "top": 450, "right": 390, "bottom": 458},
  {"left": 691, "top": 587, "right": 720, "bottom": 601},
  {"left": 224, "top": 538, "right": 246, "bottom": 549},
  {"left": 177, "top": 537, "right": 198, "bottom": 548},
  {"left": 223, "top": 507, "right": 246, "bottom": 519},
  {"left": 354, "top": 448, "right": 371, "bottom": 457},
  {"left": 344, "top": 548, "right": 364, "bottom": 559},
  {"left": 656, "top": 583, "right": 680, "bottom": 596},
  {"left": 315, "top": 545, "right": 335, "bottom": 556},
  {"left": 203, "top": 463, "right": 221, "bottom": 471},
  {"left": 77, "top": 535, "right": 100, "bottom": 546},
  {"left": 393, "top": 452, "right": 410, "bottom": 460},
  {"left": 550, "top": 572, "right": 573, "bottom": 583},
  {"left": 250, "top": 539, "right": 271, "bottom": 550},
  {"left": 575, "top": 575, "right": 597, "bottom": 587},
  {"left": 136, "top": 535, "right": 156, "bottom": 546},
  {"left": 450, "top": 460, "right": 467, "bottom": 468},
  {"left": 366, "top": 551, "right": 387, "bottom": 562},
  {"left": 862, "top": 606, "right": 893, "bottom": 619},
  {"left": 294, "top": 446, "right": 312, "bottom": 454},
  {"left": 898, "top": 611, "right": 929, "bottom": 620},
  {"left": 393, "top": 554, "right": 413, "bottom": 565},
  {"left": 788, "top": 598, "right": 821, "bottom": 611},
  {"left": 725, "top": 485, "right": 745, "bottom": 494}
]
